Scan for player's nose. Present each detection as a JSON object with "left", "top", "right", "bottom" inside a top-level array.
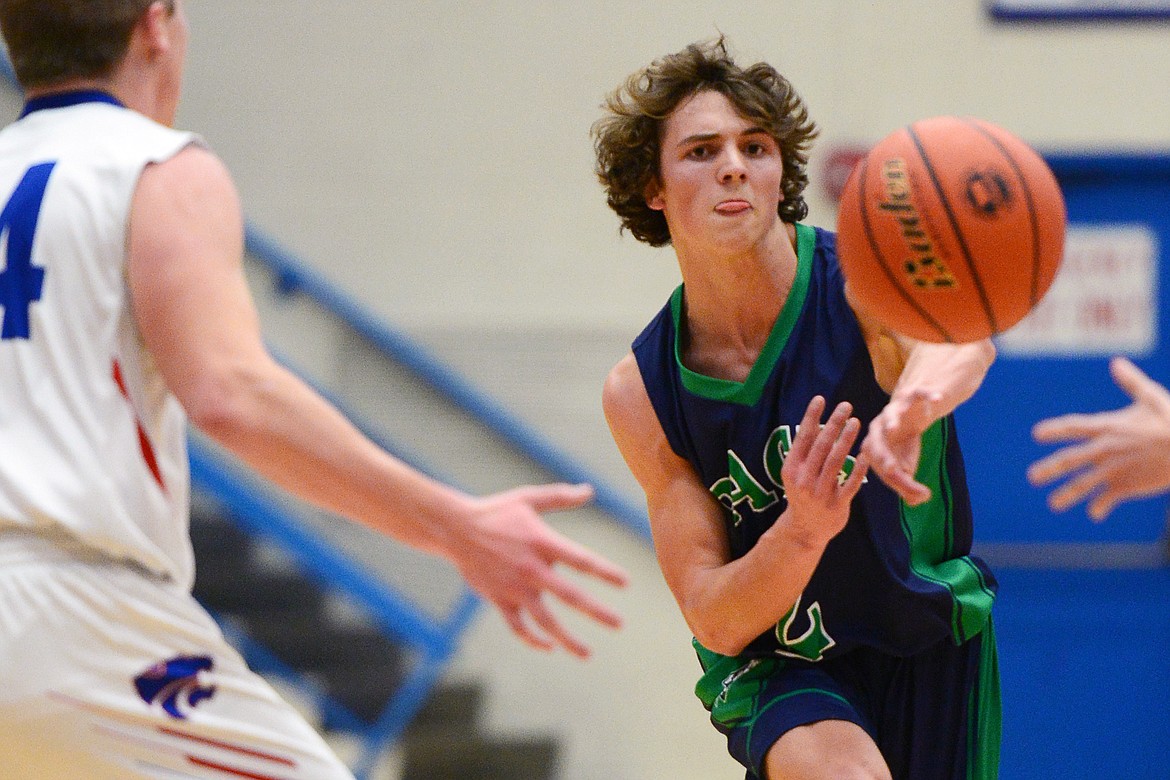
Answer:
[{"left": 719, "top": 147, "right": 748, "bottom": 183}]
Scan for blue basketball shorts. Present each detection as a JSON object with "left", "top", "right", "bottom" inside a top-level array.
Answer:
[{"left": 694, "top": 620, "right": 1000, "bottom": 780}]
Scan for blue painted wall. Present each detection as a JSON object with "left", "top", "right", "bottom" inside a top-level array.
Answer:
[{"left": 996, "top": 567, "right": 1170, "bottom": 778}]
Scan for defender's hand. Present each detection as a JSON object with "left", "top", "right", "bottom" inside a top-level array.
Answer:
[
  {"left": 453, "top": 483, "right": 629, "bottom": 659},
  {"left": 1029, "top": 357, "right": 1170, "bottom": 521}
]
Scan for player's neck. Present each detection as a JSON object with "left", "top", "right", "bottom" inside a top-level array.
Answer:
[
  {"left": 25, "top": 78, "right": 118, "bottom": 102},
  {"left": 674, "top": 222, "right": 798, "bottom": 379},
  {"left": 676, "top": 221, "right": 797, "bottom": 333},
  {"left": 23, "top": 59, "right": 180, "bottom": 127},
  {"left": 24, "top": 75, "right": 157, "bottom": 122}
]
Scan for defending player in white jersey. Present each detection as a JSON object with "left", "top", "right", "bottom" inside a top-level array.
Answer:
[{"left": 0, "top": 2, "right": 627, "bottom": 777}]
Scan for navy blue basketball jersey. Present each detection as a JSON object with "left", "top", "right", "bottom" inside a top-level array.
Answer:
[{"left": 632, "top": 223, "right": 996, "bottom": 661}]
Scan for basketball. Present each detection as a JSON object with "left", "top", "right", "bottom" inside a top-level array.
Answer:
[{"left": 835, "top": 116, "right": 1066, "bottom": 343}]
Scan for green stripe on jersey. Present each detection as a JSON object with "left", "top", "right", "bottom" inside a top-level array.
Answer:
[
  {"left": 899, "top": 418, "right": 995, "bottom": 643},
  {"left": 967, "top": 619, "right": 1002, "bottom": 779}
]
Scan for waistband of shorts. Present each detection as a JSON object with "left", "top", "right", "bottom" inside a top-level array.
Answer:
[{"left": 0, "top": 525, "right": 172, "bottom": 581}]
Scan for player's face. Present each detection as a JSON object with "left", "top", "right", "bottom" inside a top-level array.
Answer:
[{"left": 647, "top": 90, "right": 784, "bottom": 255}]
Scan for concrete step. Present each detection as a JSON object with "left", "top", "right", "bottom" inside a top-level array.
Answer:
[{"left": 400, "top": 731, "right": 560, "bottom": 780}]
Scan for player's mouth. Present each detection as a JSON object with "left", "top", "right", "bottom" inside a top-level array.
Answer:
[{"left": 714, "top": 199, "right": 752, "bottom": 214}]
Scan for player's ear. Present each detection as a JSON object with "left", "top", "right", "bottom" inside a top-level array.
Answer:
[
  {"left": 136, "top": 1, "right": 175, "bottom": 57},
  {"left": 644, "top": 178, "right": 665, "bottom": 211}
]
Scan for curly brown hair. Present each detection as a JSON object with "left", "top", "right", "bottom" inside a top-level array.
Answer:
[
  {"left": 592, "top": 38, "right": 819, "bottom": 248},
  {"left": 0, "top": 0, "right": 174, "bottom": 89}
]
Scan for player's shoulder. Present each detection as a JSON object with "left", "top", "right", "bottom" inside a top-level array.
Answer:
[
  {"left": 138, "top": 145, "right": 237, "bottom": 202},
  {"left": 603, "top": 352, "right": 641, "bottom": 407},
  {"left": 632, "top": 289, "right": 678, "bottom": 350},
  {"left": 82, "top": 103, "right": 191, "bottom": 146},
  {"left": 40, "top": 104, "right": 205, "bottom": 181},
  {"left": 603, "top": 352, "right": 658, "bottom": 429},
  {"left": 148, "top": 144, "right": 230, "bottom": 177},
  {"left": 804, "top": 223, "right": 840, "bottom": 270}
]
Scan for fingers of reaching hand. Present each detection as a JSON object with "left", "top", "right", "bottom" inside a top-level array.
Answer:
[
  {"left": 1035, "top": 444, "right": 1145, "bottom": 521},
  {"left": 493, "top": 533, "right": 626, "bottom": 658},
  {"left": 1085, "top": 467, "right": 1158, "bottom": 521},
  {"left": 1027, "top": 441, "right": 1098, "bottom": 486},
  {"left": 879, "top": 466, "right": 931, "bottom": 506},
  {"left": 1046, "top": 463, "right": 1107, "bottom": 516},
  {"left": 509, "top": 482, "right": 595, "bottom": 513},
  {"left": 529, "top": 600, "right": 593, "bottom": 659},
  {"left": 1088, "top": 489, "right": 1122, "bottom": 523},
  {"left": 537, "top": 531, "right": 629, "bottom": 589},
  {"left": 497, "top": 568, "right": 620, "bottom": 660},
  {"left": 502, "top": 605, "right": 557, "bottom": 654},
  {"left": 1113, "top": 357, "right": 1170, "bottom": 412},
  {"left": 537, "top": 563, "right": 624, "bottom": 630},
  {"left": 1110, "top": 356, "right": 1153, "bottom": 401},
  {"left": 862, "top": 417, "right": 930, "bottom": 505},
  {"left": 869, "top": 455, "right": 930, "bottom": 505},
  {"left": 1032, "top": 413, "right": 1109, "bottom": 444}
]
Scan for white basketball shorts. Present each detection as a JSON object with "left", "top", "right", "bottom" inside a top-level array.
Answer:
[{"left": 0, "top": 532, "right": 356, "bottom": 780}]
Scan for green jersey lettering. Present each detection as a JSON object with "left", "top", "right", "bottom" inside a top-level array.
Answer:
[
  {"left": 763, "top": 425, "right": 794, "bottom": 488},
  {"left": 710, "top": 450, "right": 778, "bottom": 526},
  {"left": 774, "top": 595, "right": 836, "bottom": 661}
]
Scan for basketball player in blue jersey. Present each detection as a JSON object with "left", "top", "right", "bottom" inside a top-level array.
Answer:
[
  {"left": 594, "top": 39, "right": 1000, "bottom": 779},
  {"left": 0, "top": 1, "right": 627, "bottom": 777},
  {"left": 1029, "top": 356, "right": 1170, "bottom": 520}
]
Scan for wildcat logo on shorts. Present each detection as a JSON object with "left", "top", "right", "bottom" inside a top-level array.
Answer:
[{"left": 133, "top": 655, "right": 217, "bottom": 720}]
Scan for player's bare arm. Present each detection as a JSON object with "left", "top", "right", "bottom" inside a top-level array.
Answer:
[
  {"left": 1029, "top": 356, "right": 1170, "bottom": 521},
  {"left": 603, "top": 354, "right": 867, "bottom": 656},
  {"left": 128, "top": 146, "right": 627, "bottom": 657},
  {"left": 851, "top": 299, "right": 995, "bottom": 505}
]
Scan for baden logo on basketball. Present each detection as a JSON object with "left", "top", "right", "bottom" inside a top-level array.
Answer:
[{"left": 877, "top": 158, "right": 956, "bottom": 290}]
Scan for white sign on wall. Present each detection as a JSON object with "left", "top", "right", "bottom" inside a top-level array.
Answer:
[
  {"left": 996, "top": 225, "right": 1159, "bottom": 357},
  {"left": 989, "top": 1, "right": 1170, "bottom": 18}
]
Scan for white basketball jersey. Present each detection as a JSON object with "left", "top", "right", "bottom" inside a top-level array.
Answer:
[{"left": 0, "top": 93, "right": 201, "bottom": 588}]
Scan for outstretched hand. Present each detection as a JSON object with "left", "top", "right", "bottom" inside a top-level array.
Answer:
[
  {"left": 1028, "top": 357, "right": 1170, "bottom": 521},
  {"left": 779, "top": 396, "right": 869, "bottom": 547},
  {"left": 452, "top": 483, "right": 629, "bottom": 659},
  {"left": 861, "top": 388, "right": 941, "bottom": 506}
]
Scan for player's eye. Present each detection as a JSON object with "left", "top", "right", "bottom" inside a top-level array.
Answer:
[{"left": 686, "top": 145, "right": 713, "bottom": 160}]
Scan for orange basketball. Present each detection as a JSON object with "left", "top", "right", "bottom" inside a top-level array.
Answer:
[{"left": 835, "top": 116, "right": 1067, "bottom": 343}]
